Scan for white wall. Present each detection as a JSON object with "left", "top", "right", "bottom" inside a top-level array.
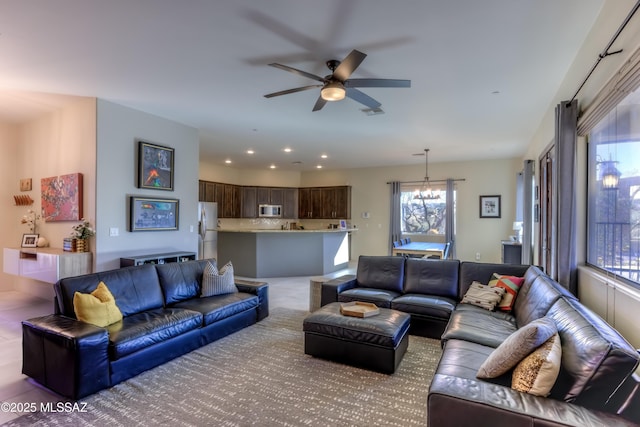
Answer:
[
  {"left": 199, "top": 161, "right": 302, "bottom": 188},
  {"left": 0, "top": 122, "right": 20, "bottom": 292},
  {"left": 96, "top": 100, "right": 200, "bottom": 271},
  {"left": 0, "top": 97, "right": 97, "bottom": 298}
]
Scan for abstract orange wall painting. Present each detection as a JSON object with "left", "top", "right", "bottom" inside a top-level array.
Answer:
[
  {"left": 41, "top": 173, "right": 83, "bottom": 221},
  {"left": 138, "top": 140, "right": 174, "bottom": 191}
]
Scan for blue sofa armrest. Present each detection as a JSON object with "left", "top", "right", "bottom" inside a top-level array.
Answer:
[
  {"left": 235, "top": 279, "right": 269, "bottom": 321},
  {"left": 321, "top": 275, "right": 357, "bottom": 306},
  {"left": 22, "top": 314, "right": 110, "bottom": 400}
]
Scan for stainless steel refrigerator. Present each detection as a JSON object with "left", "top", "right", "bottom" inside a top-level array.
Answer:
[{"left": 198, "top": 202, "right": 218, "bottom": 260}]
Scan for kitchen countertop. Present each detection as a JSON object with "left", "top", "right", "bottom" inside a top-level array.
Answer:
[{"left": 218, "top": 228, "right": 357, "bottom": 233}]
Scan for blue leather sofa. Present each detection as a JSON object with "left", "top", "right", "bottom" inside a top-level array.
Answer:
[{"left": 21, "top": 259, "right": 268, "bottom": 399}]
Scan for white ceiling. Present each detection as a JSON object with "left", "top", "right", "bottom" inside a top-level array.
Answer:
[{"left": 0, "top": 0, "right": 605, "bottom": 170}]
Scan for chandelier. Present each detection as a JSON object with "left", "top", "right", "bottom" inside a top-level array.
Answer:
[{"left": 414, "top": 148, "right": 441, "bottom": 200}]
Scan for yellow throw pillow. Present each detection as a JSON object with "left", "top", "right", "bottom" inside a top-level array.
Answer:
[{"left": 73, "top": 281, "right": 123, "bottom": 327}]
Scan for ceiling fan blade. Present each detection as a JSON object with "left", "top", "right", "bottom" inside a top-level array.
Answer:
[
  {"left": 312, "top": 96, "right": 327, "bottom": 111},
  {"left": 268, "top": 63, "right": 325, "bottom": 83},
  {"left": 345, "top": 88, "right": 382, "bottom": 109},
  {"left": 333, "top": 49, "right": 367, "bottom": 81},
  {"left": 264, "top": 85, "right": 321, "bottom": 98},
  {"left": 345, "top": 79, "right": 411, "bottom": 88}
]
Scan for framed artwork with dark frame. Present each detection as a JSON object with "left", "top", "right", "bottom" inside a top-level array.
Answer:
[
  {"left": 479, "top": 195, "right": 501, "bottom": 218},
  {"left": 21, "top": 233, "right": 39, "bottom": 248},
  {"left": 129, "top": 196, "right": 179, "bottom": 231},
  {"left": 138, "top": 140, "right": 174, "bottom": 191}
]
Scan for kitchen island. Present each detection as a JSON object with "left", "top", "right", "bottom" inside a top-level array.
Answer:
[{"left": 217, "top": 229, "right": 352, "bottom": 278}]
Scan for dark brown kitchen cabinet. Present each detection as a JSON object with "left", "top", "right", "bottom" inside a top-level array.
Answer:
[
  {"left": 198, "top": 180, "right": 206, "bottom": 201},
  {"left": 321, "top": 186, "right": 351, "bottom": 219},
  {"left": 198, "top": 180, "right": 217, "bottom": 202},
  {"left": 256, "top": 187, "right": 270, "bottom": 205},
  {"left": 333, "top": 186, "right": 351, "bottom": 219},
  {"left": 256, "top": 187, "right": 284, "bottom": 206},
  {"left": 221, "top": 184, "right": 240, "bottom": 218},
  {"left": 241, "top": 187, "right": 257, "bottom": 218},
  {"left": 269, "top": 188, "right": 284, "bottom": 206},
  {"left": 199, "top": 181, "right": 348, "bottom": 219},
  {"left": 299, "top": 187, "right": 324, "bottom": 219},
  {"left": 242, "top": 186, "right": 296, "bottom": 218},
  {"left": 300, "top": 186, "right": 352, "bottom": 219},
  {"left": 281, "top": 188, "right": 298, "bottom": 219}
]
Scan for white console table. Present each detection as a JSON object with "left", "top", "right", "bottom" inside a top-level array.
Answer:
[{"left": 3, "top": 248, "right": 92, "bottom": 283}]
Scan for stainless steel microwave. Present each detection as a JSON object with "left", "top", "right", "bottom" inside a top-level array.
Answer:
[{"left": 259, "top": 204, "right": 282, "bottom": 217}]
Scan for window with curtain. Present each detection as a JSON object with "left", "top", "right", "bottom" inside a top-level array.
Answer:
[
  {"left": 400, "top": 183, "right": 455, "bottom": 235},
  {"left": 587, "top": 86, "right": 640, "bottom": 286}
]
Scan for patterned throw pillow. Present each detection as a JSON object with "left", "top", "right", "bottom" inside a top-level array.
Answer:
[
  {"left": 73, "top": 281, "right": 123, "bottom": 327},
  {"left": 461, "top": 282, "right": 506, "bottom": 311},
  {"left": 477, "top": 317, "right": 557, "bottom": 379},
  {"left": 512, "top": 333, "right": 562, "bottom": 396},
  {"left": 201, "top": 261, "right": 238, "bottom": 297},
  {"left": 489, "top": 274, "right": 525, "bottom": 312}
]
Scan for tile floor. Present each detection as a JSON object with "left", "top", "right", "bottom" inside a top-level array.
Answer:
[{"left": 0, "top": 264, "right": 355, "bottom": 424}]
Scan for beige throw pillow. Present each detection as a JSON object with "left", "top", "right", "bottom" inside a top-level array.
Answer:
[
  {"left": 461, "top": 282, "right": 505, "bottom": 311},
  {"left": 477, "top": 317, "right": 557, "bottom": 379},
  {"left": 201, "top": 261, "right": 238, "bottom": 297},
  {"left": 512, "top": 333, "right": 562, "bottom": 396}
]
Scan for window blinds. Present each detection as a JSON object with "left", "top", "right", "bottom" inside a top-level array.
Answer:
[{"left": 578, "top": 45, "right": 640, "bottom": 135}]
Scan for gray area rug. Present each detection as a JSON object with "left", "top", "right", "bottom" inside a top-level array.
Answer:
[{"left": 7, "top": 308, "right": 442, "bottom": 426}]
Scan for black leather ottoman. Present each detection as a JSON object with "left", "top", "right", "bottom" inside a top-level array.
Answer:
[{"left": 303, "top": 302, "right": 410, "bottom": 373}]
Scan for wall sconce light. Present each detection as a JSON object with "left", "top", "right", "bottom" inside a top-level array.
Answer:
[{"left": 599, "top": 160, "right": 621, "bottom": 190}]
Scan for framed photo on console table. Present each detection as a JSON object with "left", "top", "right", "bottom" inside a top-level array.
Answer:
[
  {"left": 138, "top": 140, "right": 174, "bottom": 191},
  {"left": 479, "top": 195, "right": 501, "bottom": 218},
  {"left": 129, "top": 196, "right": 179, "bottom": 231},
  {"left": 21, "top": 234, "right": 39, "bottom": 248}
]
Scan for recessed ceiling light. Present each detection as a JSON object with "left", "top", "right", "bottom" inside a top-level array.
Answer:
[
  {"left": 270, "top": 164, "right": 276, "bottom": 169},
  {"left": 316, "top": 165, "right": 323, "bottom": 169},
  {"left": 321, "top": 154, "right": 328, "bottom": 159},
  {"left": 225, "top": 159, "right": 232, "bottom": 164},
  {"left": 284, "top": 148, "right": 292, "bottom": 153},
  {"left": 246, "top": 149, "right": 255, "bottom": 154}
]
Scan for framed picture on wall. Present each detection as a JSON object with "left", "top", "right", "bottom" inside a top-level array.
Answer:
[
  {"left": 41, "top": 173, "right": 83, "bottom": 221},
  {"left": 129, "top": 196, "right": 179, "bottom": 231},
  {"left": 479, "top": 195, "right": 501, "bottom": 218},
  {"left": 138, "top": 140, "right": 174, "bottom": 191}
]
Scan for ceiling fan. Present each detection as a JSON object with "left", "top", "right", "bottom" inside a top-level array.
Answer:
[{"left": 264, "top": 49, "right": 411, "bottom": 111}]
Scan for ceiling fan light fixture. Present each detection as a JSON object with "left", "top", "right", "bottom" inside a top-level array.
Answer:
[{"left": 321, "top": 81, "right": 346, "bottom": 101}]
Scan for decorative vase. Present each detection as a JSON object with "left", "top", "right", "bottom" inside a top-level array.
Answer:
[{"left": 75, "top": 239, "right": 87, "bottom": 253}]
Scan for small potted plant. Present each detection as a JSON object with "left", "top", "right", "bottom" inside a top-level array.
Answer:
[{"left": 70, "top": 219, "right": 95, "bottom": 252}]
